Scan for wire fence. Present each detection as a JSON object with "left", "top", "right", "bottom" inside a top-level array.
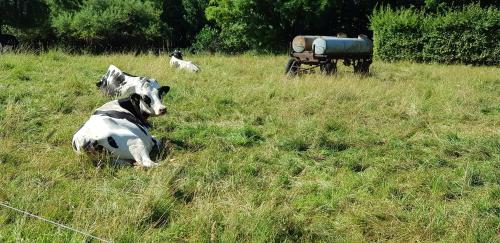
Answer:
[{"left": 0, "top": 202, "right": 112, "bottom": 243}]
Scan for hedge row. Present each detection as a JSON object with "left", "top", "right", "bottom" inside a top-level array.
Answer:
[{"left": 371, "top": 4, "right": 499, "bottom": 65}]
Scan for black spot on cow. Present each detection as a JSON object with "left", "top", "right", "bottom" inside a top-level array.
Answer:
[
  {"left": 137, "top": 125, "right": 148, "bottom": 135},
  {"left": 143, "top": 96, "right": 152, "bottom": 107},
  {"left": 122, "top": 71, "right": 138, "bottom": 77},
  {"left": 125, "top": 94, "right": 148, "bottom": 120},
  {"left": 116, "top": 74, "right": 126, "bottom": 84},
  {"left": 96, "top": 76, "right": 106, "bottom": 88},
  {"left": 72, "top": 140, "right": 77, "bottom": 151},
  {"left": 98, "top": 71, "right": 129, "bottom": 96},
  {"left": 107, "top": 136, "right": 118, "bottom": 148}
]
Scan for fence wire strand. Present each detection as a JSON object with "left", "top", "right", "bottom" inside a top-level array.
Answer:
[{"left": 0, "top": 202, "right": 112, "bottom": 243}]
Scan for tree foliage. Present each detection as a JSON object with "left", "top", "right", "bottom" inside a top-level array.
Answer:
[
  {"left": 0, "top": 0, "right": 498, "bottom": 55},
  {"left": 51, "top": 0, "right": 162, "bottom": 43},
  {"left": 203, "top": 0, "right": 373, "bottom": 52},
  {"left": 162, "top": 0, "right": 208, "bottom": 47},
  {"left": 0, "top": 0, "right": 50, "bottom": 33}
]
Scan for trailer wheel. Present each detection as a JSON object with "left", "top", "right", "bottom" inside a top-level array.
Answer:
[
  {"left": 362, "top": 59, "right": 372, "bottom": 74},
  {"left": 353, "top": 59, "right": 370, "bottom": 74},
  {"left": 361, "top": 63, "right": 370, "bottom": 74},
  {"left": 285, "top": 58, "right": 300, "bottom": 76},
  {"left": 321, "top": 62, "right": 337, "bottom": 75},
  {"left": 353, "top": 60, "right": 365, "bottom": 74}
]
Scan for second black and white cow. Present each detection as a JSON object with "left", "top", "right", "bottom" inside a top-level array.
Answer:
[
  {"left": 72, "top": 90, "right": 170, "bottom": 168},
  {"left": 169, "top": 50, "right": 200, "bottom": 72},
  {"left": 96, "top": 65, "right": 170, "bottom": 116}
]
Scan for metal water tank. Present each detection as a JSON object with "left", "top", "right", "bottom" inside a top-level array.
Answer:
[
  {"left": 312, "top": 36, "right": 373, "bottom": 55},
  {"left": 291, "top": 35, "right": 318, "bottom": 53}
]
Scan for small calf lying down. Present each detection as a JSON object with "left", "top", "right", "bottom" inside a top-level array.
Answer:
[
  {"left": 72, "top": 90, "right": 170, "bottom": 168},
  {"left": 169, "top": 50, "right": 200, "bottom": 72}
]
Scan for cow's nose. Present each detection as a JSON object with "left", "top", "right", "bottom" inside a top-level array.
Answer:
[{"left": 159, "top": 108, "right": 166, "bottom": 114}]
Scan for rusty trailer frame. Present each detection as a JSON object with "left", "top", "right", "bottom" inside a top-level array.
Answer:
[{"left": 285, "top": 38, "right": 372, "bottom": 76}]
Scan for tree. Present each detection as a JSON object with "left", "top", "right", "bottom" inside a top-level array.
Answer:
[
  {"left": 204, "top": 0, "right": 375, "bottom": 52},
  {"left": 0, "top": 0, "right": 50, "bottom": 34},
  {"left": 161, "top": 0, "right": 188, "bottom": 47},
  {"left": 182, "top": 0, "right": 209, "bottom": 44}
]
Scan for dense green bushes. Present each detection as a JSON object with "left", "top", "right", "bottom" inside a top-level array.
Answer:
[
  {"left": 371, "top": 4, "right": 500, "bottom": 65},
  {"left": 1, "top": 0, "right": 498, "bottom": 58},
  {"left": 192, "top": 26, "right": 221, "bottom": 53},
  {"left": 370, "top": 8, "right": 424, "bottom": 62},
  {"left": 197, "top": 0, "right": 386, "bottom": 53},
  {"left": 422, "top": 6, "right": 499, "bottom": 65},
  {"left": 51, "top": 0, "right": 162, "bottom": 49},
  {"left": 1, "top": 0, "right": 207, "bottom": 51}
]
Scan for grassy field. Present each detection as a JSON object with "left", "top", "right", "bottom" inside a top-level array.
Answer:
[{"left": 0, "top": 51, "right": 498, "bottom": 242}]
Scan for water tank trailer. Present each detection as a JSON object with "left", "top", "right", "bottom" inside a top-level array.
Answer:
[{"left": 285, "top": 35, "right": 373, "bottom": 75}]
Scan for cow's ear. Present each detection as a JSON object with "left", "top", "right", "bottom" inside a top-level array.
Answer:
[
  {"left": 131, "top": 93, "right": 142, "bottom": 104},
  {"left": 159, "top": 86, "right": 170, "bottom": 96}
]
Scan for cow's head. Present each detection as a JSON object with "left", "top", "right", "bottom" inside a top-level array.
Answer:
[
  {"left": 135, "top": 78, "right": 170, "bottom": 116},
  {"left": 169, "top": 50, "right": 183, "bottom": 59}
]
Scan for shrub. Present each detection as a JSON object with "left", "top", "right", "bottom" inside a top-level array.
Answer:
[
  {"left": 51, "top": 0, "right": 163, "bottom": 50},
  {"left": 371, "top": 4, "right": 500, "bottom": 65},
  {"left": 192, "top": 26, "right": 220, "bottom": 53},
  {"left": 422, "top": 5, "right": 500, "bottom": 65},
  {"left": 371, "top": 7, "right": 425, "bottom": 62}
]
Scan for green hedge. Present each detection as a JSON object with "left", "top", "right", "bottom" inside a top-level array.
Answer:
[
  {"left": 371, "top": 8, "right": 425, "bottom": 62},
  {"left": 51, "top": 0, "right": 163, "bottom": 49},
  {"left": 371, "top": 4, "right": 499, "bottom": 65}
]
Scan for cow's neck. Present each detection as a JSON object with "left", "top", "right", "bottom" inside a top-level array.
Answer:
[
  {"left": 141, "top": 112, "right": 150, "bottom": 121},
  {"left": 117, "top": 98, "right": 150, "bottom": 128}
]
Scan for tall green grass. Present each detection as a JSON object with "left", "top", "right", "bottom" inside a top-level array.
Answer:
[{"left": 0, "top": 52, "right": 499, "bottom": 242}]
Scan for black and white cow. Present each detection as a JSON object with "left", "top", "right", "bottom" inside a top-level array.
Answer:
[
  {"left": 169, "top": 50, "right": 200, "bottom": 72},
  {"left": 0, "top": 34, "right": 19, "bottom": 52},
  {"left": 96, "top": 65, "right": 169, "bottom": 116},
  {"left": 72, "top": 90, "right": 170, "bottom": 168}
]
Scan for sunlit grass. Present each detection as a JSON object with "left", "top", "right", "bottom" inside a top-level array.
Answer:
[{"left": 0, "top": 51, "right": 499, "bottom": 242}]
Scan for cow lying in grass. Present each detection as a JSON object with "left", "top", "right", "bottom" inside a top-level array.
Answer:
[
  {"left": 96, "top": 65, "right": 169, "bottom": 102},
  {"left": 169, "top": 50, "right": 200, "bottom": 72},
  {"left": 72, "top": 90, "right": 170, "bottom": 168}
]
